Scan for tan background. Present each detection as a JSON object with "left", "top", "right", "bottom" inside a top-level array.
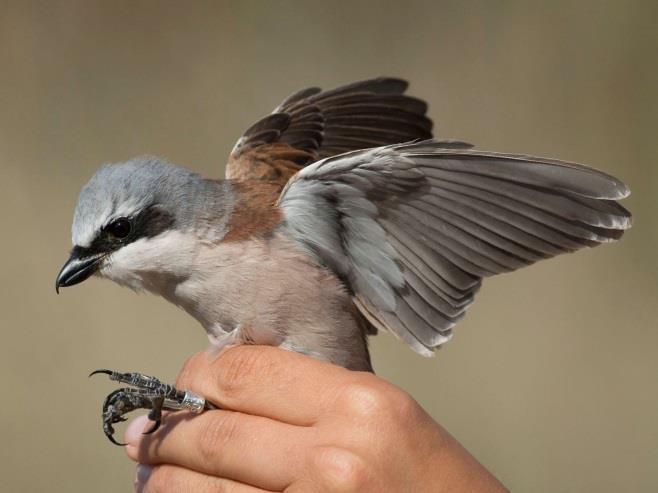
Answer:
[{"left": 1, "top": 1, "right": 656, "bottom": 491}]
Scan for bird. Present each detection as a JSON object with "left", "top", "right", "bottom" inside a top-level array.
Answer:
[{"left": 55, "top": 77, "right": 631, "bottom": 441}]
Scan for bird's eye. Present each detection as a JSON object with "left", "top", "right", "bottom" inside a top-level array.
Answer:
[{"left": 105, "top": 218, "right": 132, "bottom": 239}]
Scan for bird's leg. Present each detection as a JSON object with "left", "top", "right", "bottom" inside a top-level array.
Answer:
[{"left": 90, "top": 369, "right": 215, "bottom": 446}]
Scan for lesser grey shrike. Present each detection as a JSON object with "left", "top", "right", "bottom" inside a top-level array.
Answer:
[{"left": 55, "top": 78, "right": 631, "bottom": 444}]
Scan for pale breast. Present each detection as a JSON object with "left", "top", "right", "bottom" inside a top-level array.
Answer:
[{"left": 171, "top": 232, "right": 373, "bottom": 371}]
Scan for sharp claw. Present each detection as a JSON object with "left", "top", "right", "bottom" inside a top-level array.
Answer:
[
  {"left": 103, "top": 421, "right": 127, "bottom": 446},
  {"left": 143, "top": 420, "right": 161, "bottom": 435},
  {"left": 107, "top": 433, "right": 127, "bottom": 447},
  {"left": 89, "top": 369, "right": 113, "bottom": 378}
]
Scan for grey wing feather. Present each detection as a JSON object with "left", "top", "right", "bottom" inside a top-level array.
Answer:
[{"left": 278, "top": 140, "right": 631, "bottom": 356}]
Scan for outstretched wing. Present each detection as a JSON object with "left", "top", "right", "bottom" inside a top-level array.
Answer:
[
  {"left": 226, "top": 77, "right": 433, "bottom": 185},
  {"left": 277, "top": 140, "right": 631, "bottom": 356}
]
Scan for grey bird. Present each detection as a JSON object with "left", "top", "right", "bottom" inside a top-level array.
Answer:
[{"left": 55, "top": 78, "right": 631, "bottom": 442}]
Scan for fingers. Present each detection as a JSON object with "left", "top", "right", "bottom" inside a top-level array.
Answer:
[
  {"left": 135, "top": 464, "right": 276, "bottom": 493},
  {"left": 125, "top": 411, "right": 311, "bottom": 491},
  {"left": 176, "top": 346, "right": 360, "bottom": 425}
]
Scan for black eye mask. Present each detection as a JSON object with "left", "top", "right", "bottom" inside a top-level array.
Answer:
[{"left": 73, "top": 205, "right": 175, "bottom": 259}]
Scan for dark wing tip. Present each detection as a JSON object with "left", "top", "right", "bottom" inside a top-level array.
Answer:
[
  {"left": 276, "top": 87, "right": 322, "bottom": 110},
  {"left": 243, "top": 112, "right": 290, "bottom": 136},
  {"left": 366, "top": 77, "right": 410, "bottom": 94}
]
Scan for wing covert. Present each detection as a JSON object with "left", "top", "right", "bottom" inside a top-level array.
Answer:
[{"left": 226, "top": 77, "right": 433, "bottom": 186}]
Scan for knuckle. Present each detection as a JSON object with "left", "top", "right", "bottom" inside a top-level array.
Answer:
[
  {"left": 312, "top": 447, "right": 372, "bottom": 492},
  {"left": 388, "top": 388, "right": 422, "bottom": 422},
  {"left": 338, "top": 379, "right": 397, "bottom": 420},
  {"left": 197, "top": 412, "right": 241, "bottom": 466},
  {"left": 337, "top": 377, "right": 421, "bottom": 427}
]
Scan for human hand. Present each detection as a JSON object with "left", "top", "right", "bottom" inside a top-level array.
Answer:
[{"left": 125, "top": 346, "right": 507, "bottom": 492}]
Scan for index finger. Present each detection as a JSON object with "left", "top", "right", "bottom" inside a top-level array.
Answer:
[{"left": 176, "top": 345, "right": 362, "bottom": 426}]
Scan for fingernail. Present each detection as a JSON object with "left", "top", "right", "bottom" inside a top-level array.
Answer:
[
  {"left": 135, "top": 464, "right": 152, "bottom": 492},
  {"left": 125, "top": 414, "right": 149, "bottom": 445}
]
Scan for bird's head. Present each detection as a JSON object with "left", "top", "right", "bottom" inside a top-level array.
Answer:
[{"left": 56, "top": 157, "right": 232, "bottom": 293}]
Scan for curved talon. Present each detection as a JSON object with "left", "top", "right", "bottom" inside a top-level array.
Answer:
[
  {"left": 89, "top": 369, "right": 113, "bottom": 378},
  {"left": 103, "top": 420, "right": 126, "bottom": 446},
  {"left": 107, "top": 433, "right": 127, "bottom": 447},
  {"left": 143, "top": 420, "right": 161, "bottom": 435}
]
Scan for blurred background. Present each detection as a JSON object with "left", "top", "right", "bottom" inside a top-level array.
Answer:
[{"left": 1, "top": 1, "right": 656, "bottom": 491}]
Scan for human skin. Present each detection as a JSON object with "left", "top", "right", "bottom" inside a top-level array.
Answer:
[{"left": 125, "top": 346, "right": 508, "bottom": 492}]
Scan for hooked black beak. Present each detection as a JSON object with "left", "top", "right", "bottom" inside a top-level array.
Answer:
[{"left": 55, "top": 251, "right": 105, "bottom": 293}]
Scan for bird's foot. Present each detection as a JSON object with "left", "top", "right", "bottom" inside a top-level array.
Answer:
[{"left": 90, "top": 369, "right": 213, "bottom": 446}]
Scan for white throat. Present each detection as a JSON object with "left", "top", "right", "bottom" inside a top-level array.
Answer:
[{"left": 99, "top": 230, "right": 200, "bottom": 295}]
